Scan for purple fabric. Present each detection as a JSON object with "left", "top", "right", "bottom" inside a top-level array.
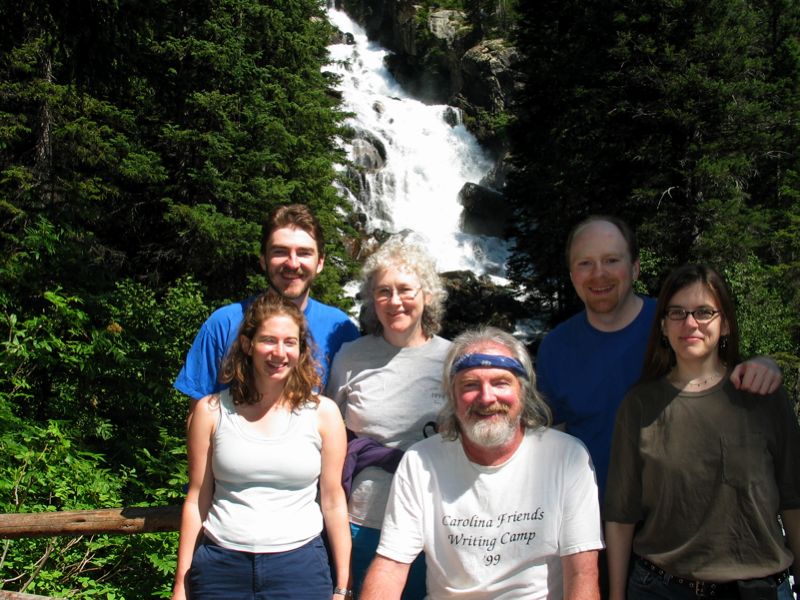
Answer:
[{"left": 342, "top": 434, "right": 405, "bottom": 499}]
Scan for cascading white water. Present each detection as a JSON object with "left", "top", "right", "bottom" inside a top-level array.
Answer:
[{"left": 325, "top": 8, "right": 509, "bottom": 278}]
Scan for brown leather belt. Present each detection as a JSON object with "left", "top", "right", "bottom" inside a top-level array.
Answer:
[{"left": 636, "top": 556, "right": 789, "bottom": 597}]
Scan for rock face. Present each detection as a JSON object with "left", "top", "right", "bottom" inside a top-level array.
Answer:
[
  {"left": 338, "top": 0, "right": 522, "bottom": 150},
  {"left": 440, "top": 270, "right": 526, "bottom": 340},
  {"left": 458, "top": 183, "right": 511, "bottom": 238},
  {"left": 458, "top": 40, "right": 521, "bottom": 115}
]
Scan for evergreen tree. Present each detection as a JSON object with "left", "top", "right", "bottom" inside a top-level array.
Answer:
[
  {"left": 0, "top": 2, "right": 356, "bottom": 593},
  {"left": 506, "top": 0, "right": 800, "bottom": 327}
]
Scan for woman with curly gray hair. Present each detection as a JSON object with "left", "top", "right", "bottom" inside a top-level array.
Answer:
[{"left": 326, "top": 235, "right": 451, "bottom": 599}]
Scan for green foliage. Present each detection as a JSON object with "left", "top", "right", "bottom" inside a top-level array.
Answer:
[
  {"left": 0, "top": 0, "right": 363, "bottom": 592},
  {"left": 723, "top": 256, "right": 799, "bottom": 392},
  {"left": 0, "top": 397, "right": 177, "bottom": 598},
  {"left": 506, "top": 0, "right": 800, "bottom": 361}
]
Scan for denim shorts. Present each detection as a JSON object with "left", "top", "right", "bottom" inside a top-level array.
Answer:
[
  {"left": 188, "top": 535, "right": 332, "bottom": 600},
  {"left": 627, "top": 559, "right": 794, "bottom": 600}
]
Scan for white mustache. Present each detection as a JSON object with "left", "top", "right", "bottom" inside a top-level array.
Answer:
[{"left": 466, "top": 404, "right": 509, "bottom": 417}]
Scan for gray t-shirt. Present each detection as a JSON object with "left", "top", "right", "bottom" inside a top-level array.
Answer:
[{"left": 326, "top": 334, "right": 451, "bottom": 528}]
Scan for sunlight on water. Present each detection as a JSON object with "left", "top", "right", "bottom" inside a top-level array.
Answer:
[{"left": 325, "top": 8, "right": 509, "bottom": 278}]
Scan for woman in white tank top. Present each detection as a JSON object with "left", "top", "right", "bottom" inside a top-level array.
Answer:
[{"left": 173, "top": 292, "right": 352, "bottom": 600}]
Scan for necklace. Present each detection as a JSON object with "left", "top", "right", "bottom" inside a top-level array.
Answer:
[{"left": 668, "top": 369, "right": 725, "bottom": 390}]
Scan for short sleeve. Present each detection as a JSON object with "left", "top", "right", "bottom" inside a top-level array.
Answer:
[
  {"left": 559, "top": 440, "right": 605, "bottom": 555},
  {"left": 375, "top": 452, "right": 425, "bottom": 564},
  {"left": 603, "top": 391, "right": 644, "bottom": 522},
  {"left": 174, "top": 320, "right": 227, "bottom": 400}
]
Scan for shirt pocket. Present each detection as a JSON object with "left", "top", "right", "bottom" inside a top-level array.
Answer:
[{"left": 720, "top": 435, "right": 770, "bottom": 490}]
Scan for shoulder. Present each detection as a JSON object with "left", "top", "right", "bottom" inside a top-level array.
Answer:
[
  {"left": 543, "top": 311, "right": 588, "bottom": 342},
  {"left": 530, "top": 427, "right": 588, "bottom": 453},
  {"left": 625, "top": 378, "right": 662, "bottom": 401},
  {"left": 196, "top": 299, "right": 251, "bottom": 337},
  {"left": 637, "top": 296, "right": 658, "bottom": 322},
  {"left": 525, "top": 428, "right": 596, "bottom": 473},
  {"left": 538, "top": 312, "right": 588, "bottom": 357},
  {"left": 332, "top": 334, "right": 382, "bottom": 362},
  {"left": 305, "top": 297, "right": 353, "bottom": 322},
  {"left": 207, "top": 298, "right": 251, "bottom": 322},
  {"left": 315, "top": 395, "right": 345, "bottom": 425},
  {"left": 430, "top": 335, "right": 453, "bottom": 351},
  {"left": 404, "top": 434, "right": 455, "bottom": 465},
  {"left": 192, "top": 394, "right": 223, "bottom": 430},
  {"left": 315, "top": 394, "right": 340, "bottom": 414}
]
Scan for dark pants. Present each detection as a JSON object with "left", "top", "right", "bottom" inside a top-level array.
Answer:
[
  {"left": 627, "top": 560, "right": 793, "bottom": 600},
  {"left": 189, "top": 536, "right": 332, "bottom": 600}
]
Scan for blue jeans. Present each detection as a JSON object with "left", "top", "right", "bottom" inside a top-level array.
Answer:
[
  {"left": 189, "top": 535, "right": 332, "bottom": 599},
  {"left": 627, "top": 559, "right": 793, "bottom": 600},
  {"left": 350, "top": 523, "right": 427, "bottom": 600}
]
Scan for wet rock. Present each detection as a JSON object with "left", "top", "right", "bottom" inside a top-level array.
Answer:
[
  {"left": 428, "top": 9, "right": 468, "bottom": 45},
  {"left": 479, "top": 153, "right": 511, "bottom": 191},
  {"left": 458, "top": 182, "right": 511, "bottom": 238},
  {"left": 443, "top": 106, "right": 461, "bottom": 127},
  {"left": 352, "top": 138, "right": 385, "bottom": 170},
  {"left": 330, "top": 28, "right": 356, "bottom": 45},
  {"left": 351, "top": 130, "right": 387, "bottom": 171},
  {"left": 440, "top": 270, "right": 526, "bottom": 339},
  {"left": 460, "top": 39, "right": 521, "bottom": 114}
]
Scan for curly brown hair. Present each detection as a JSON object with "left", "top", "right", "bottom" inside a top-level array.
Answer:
[{"left": 219, "top": 291, "right": 321, "bottom": 408}]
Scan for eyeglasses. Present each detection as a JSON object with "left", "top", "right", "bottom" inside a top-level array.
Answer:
[
  {"left": 665, "top": 307, "right": 719, "bottom": 322},
  {"left": 374, "top": 286, "right": 422, "bottom": 303}
]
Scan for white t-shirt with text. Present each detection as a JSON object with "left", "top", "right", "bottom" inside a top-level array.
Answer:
[{"left": 377, "top": 427, "right": 604, "bottom": 599}]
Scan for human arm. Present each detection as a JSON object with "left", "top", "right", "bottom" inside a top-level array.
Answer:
[
  {"left": 730, "top": 356, "right": 782, "bottom": 394},
  {"left": 323, "top": 353, "right": 349, "bottom": 414},
  {"left": 562, "top": 550, "right": 600, "bottom": 600},
  {"left": 359, "top": 554, "right": 412, "bottom": 600},
  {"left": 317, "top": 396, "right": 352, "bottom": 598},
  {"left": 172, "top": 395, "right": 218, "bottom": 600},
  {"left": 605, "top": 522, "right": 636, "bottom": 600}
]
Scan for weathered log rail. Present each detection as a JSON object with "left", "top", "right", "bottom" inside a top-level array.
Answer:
[
  {"left": 0, "top": 592, "right": 63, "bottom": 599},
  {"left": 0, "top": 505, "right": 181, "bottom": 539},
  {"left": 0, "top": 506, "right": 182, "bottom": 599}
]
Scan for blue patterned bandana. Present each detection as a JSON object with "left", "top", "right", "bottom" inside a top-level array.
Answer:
[{"left": 450, "top": 353, "right": 528, "bottom": 379}]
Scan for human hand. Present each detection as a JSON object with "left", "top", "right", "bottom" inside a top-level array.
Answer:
[{"left": 730, "top": 356, "right": 782, "bottom": 395}]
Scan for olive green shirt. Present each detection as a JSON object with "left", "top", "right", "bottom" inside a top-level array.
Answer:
[{"left": 604, "top": 376, "right": 800, "bottom": 581}]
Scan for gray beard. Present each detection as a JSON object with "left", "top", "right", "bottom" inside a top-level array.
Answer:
[{"left": 460, "top": 414, "right": 519, "bottom": 448}]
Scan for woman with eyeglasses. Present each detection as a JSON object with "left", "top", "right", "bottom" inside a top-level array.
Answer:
[
  {"left": 326, "top": 236, "right": 451, "bottom": 599},
  {"left": 604, "top": 264, "right": 800, "bottom": 600}
]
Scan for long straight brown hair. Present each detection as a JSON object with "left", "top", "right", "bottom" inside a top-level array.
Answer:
[{"left": 640, "top": 264, "right": 742, "bottom": 383}]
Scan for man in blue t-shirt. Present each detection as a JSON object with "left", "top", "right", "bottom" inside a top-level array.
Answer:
[
  {"left": 536, "top": 215, "right": 782, "bottom": 500},
  {"left": 174, "top": 204, "right": 360, "bottom": 405}
]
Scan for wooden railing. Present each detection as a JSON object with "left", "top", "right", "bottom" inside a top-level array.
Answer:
[
  {"left": 0, "top": 505, "right": 181, "bottom": 539},
  {"left": 0, "top": 505, "right": 181, "bottom": 599}
]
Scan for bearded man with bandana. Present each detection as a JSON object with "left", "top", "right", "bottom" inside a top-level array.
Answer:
[{"left": 360, "top": 326, "right": 604, "bottom": 600}]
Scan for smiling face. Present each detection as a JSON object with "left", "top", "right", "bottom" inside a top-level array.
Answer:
[
  {"left": 243, "top": 314, "right": 301, "bottom": 384},
  {"left": 260, "top": 226, "right": 324, "bottom": 307},
  {"left": 569, "top": 220, "right": 640, "bottom": 322},
  {"left": 662, "top": 282, "right": 729, "bottom": 368},
  {"left": 372, "top": 266, "right": 428, "bottom": 346},
  {"left": 453, "top": 344, "right": 524, "bottom": 450}
]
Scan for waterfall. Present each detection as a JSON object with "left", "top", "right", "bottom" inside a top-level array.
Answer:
[{"left": 325, "top": 8, "right": 509, "bottom": 279}]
